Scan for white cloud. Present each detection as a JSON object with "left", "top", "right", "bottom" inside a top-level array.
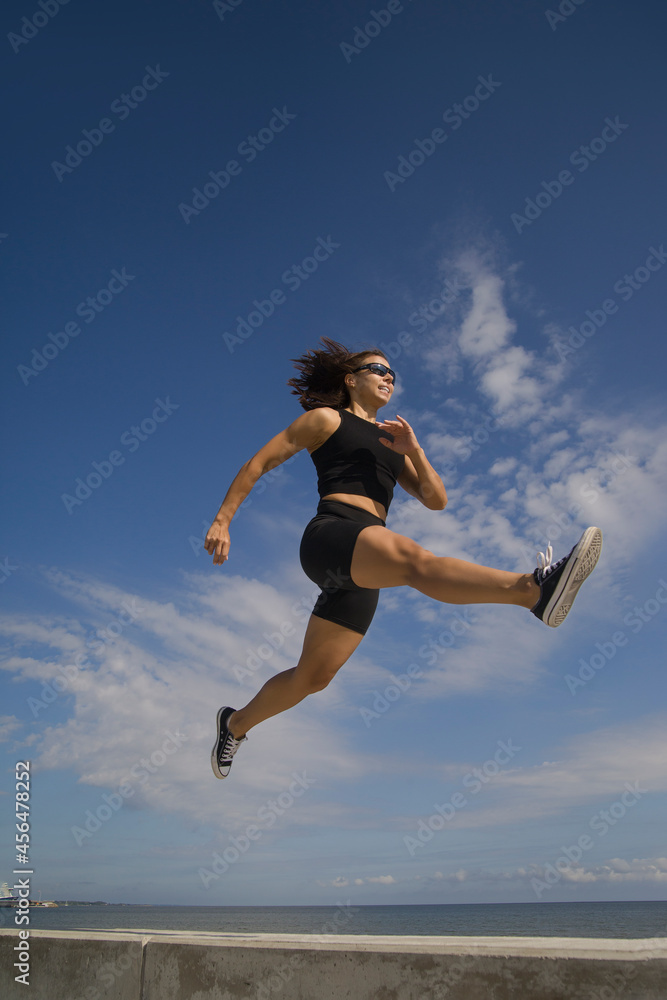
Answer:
[
  {"left": 458, "top": 271, "right": 516, "bottom": 359},
  {"left": 489, "top": 457, "right": 518, "bottom": 477},
  {"left": 422, "top": 250, "right": 565, "bottom": 427},
  {"left": 3, "top": 241, "right": 666, "bottom": 893},
  {"left": 412, "top": 248, "right": 666, "bottom": 582},
  {"left": 0, "top": 568, "right": 412, "bottom": 837},
  {"left": 427, "top": 858, "right": 667, "bottom": 887},
  {"left": 396, "top": 714, "right": 667, "bottom": 833},
  {"left": 0, "top": 715, "right": 21, "bottom": 742},
  {"left": 391, "top": 347, "right": 667, "bottom": 643},
  {"left": 318, "top": 874, "right": 396, "bottom": 887}
]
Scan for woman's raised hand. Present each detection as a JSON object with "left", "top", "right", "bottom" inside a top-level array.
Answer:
[
  {"left": 376, "top": 414, "right": 421, "bottom": 456},
  {"left": 205, "top": 520, "right": 231, "bottom": 565}
]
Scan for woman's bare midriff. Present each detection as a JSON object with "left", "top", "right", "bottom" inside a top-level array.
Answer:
[{"left": 321, "top": 493, "right": 387, "bottom": 521}]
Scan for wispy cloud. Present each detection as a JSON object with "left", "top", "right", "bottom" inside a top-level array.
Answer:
[
  {"left": 2, "top": 241, "right": 665, "bottom": 904},
  {"left": 422, "top": 857, "right": 667, "bottom": 887},
  {"left": 0, "top": 715, "right": 21, "bottom": 742},
  {"left": 0, "top": 569, "right": 411, "bottom": 834},
  {"left": 390, "top": 245, "right": 667, "bottom": 636}
]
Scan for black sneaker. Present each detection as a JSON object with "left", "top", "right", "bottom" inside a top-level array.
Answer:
[
  {"left": 531, "top": 526, "right": 602, "bottom": 627},
  {"left": 211, "top": 707, "right": 247, "bottom": 779}
]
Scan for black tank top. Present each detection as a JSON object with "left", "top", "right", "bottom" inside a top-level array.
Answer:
[{"left": 309, "top": 408, "right": 405, "bottom": 510}]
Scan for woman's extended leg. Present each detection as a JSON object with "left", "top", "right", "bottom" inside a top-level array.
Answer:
[
  {"left": 228, "top": 614, "right": 364, "bottom": 738},
  {"left": 350, "top": 525, "right": 540, "bottom": 608}
]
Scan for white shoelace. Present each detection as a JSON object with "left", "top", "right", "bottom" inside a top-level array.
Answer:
[
  {"left": 536, "top": 543, "right": 553, "bottom": 574},
  {"left": 223, "top": 733, "right": 246, "bottom": 760}
]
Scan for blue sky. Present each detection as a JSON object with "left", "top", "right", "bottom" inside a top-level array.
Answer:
[{"left": 1, "top": 0, "right": 666, "bottom": 908}]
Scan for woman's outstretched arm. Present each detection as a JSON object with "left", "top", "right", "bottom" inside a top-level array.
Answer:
[{"left": 205, "top": 407, "right": 333, "bottom": 564}]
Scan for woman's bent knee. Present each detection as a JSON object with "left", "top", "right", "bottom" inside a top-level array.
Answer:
[
  {"left": 297, "top": 669, "right": 336, "bottom": 694},
  {"left": 294, "top": 656, "right": 342, "bottom": 693}
]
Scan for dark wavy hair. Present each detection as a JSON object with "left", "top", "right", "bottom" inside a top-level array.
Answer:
[{"left": 287, "top": 338, "right": 390, "bottom": 411}]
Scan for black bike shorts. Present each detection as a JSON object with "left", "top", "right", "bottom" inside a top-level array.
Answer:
[{"left": 299, "top": 499, "right": 385, "bottom": 635}]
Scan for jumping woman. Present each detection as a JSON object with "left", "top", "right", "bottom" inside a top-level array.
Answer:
[{"left": 206, "top": 338, "right": 602, "bottom": 778}]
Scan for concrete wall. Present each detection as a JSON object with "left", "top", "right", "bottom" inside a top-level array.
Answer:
[
  {"left": 1, "top": 928, "right": 666, "bottom": 1000},
  {"left": 0, "top": 929, "right": 144, "bottom": 1000}
]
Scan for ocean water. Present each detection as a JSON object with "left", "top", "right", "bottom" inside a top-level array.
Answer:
[{"left": 15, "top": 900, "right": 667, "bottom": 938}]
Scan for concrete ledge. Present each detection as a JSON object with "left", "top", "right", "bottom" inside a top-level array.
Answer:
[
  {"left": 0, "top": 929, "right": 144, "bottom": 1000},
  {"left": 2, "top": 929, "right": 666, "bottom": 999}
]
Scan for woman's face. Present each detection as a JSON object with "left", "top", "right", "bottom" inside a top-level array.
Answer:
[{"left": 348, "top": 355, "right": 395, "bottom": 407}]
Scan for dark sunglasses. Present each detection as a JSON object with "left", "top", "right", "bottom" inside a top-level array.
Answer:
[{"left": 353, "top": 362, "right": 396, "bottom": 384}]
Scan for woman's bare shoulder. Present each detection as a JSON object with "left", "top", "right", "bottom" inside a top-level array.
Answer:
[
  {"left": 295, "top": 406, "right": 341, "bottom": 452},
  {"left": 305, "top": 405, "right": 340, "bottom": 426}
]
